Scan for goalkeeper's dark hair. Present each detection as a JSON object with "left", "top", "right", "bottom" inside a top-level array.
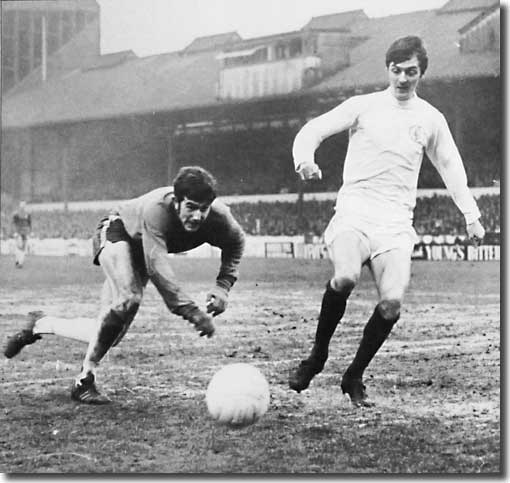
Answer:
[
  {"left": 173, "top": 166, "right": 217, "bottom": 204},
  {"left": 385, "top": 36, "right": 428, "bottom": 76}
]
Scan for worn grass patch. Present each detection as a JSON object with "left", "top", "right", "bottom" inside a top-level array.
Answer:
[{"left": 0, "top": 256, "right": 500, "bottom": 473}]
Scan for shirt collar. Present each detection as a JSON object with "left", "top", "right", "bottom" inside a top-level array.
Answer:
[{"left": 384, "top": 87, "right": 419, "bottom": 108}]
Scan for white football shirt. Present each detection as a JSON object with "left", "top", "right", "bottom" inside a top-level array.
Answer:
[{"left": 293, "top": 88, "right": 480, "bottom": 228}]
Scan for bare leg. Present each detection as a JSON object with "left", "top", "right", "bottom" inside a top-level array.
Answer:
[{"left": 77, "top": 240, "right": 145, "bottom": 382}]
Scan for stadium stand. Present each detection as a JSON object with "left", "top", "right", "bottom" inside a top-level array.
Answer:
[
  {"left": 172, "top": 127, "right": 500, "bottom": 199},
  {"left": 231, "top": 194, "right": 500, "bottom": 238},
  {"left": 6, "top": 193, "right": 497, "bottom": 240},
  {"left": 0, "top": 3, "right": 500, "bottom": 244}
]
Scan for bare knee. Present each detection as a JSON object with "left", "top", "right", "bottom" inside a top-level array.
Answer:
[
  {"left": 377, "top": 299, "right": 401, "bottom": 321},
  {"left": 112, "top": 291, "right": 142, "bottom": 320},
  {"left": 330, "top": 276, "right": 356, "bottom": 297}
]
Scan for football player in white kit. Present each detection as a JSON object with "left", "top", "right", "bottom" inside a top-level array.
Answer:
[{"left": 289, "top": 36, "right": 485, "bottom": 407}]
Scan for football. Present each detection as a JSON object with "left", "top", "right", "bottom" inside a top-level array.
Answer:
[{"left": 206, "top": 363, "right": 270, "bottom": 427}]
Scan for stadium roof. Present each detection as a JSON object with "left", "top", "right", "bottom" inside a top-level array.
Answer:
[
  {"left": 2, "top": 4, "right": 500, "bottom": 129},
  {"left": 2, "top": 50, "right": 221, "bottom": 128},
  {"left": 182, "top": 31, "right": 242, "bottom": 54},
  {"left": 302, "top": 10, "right": 368, "bottom": 31},
  {"left": 220, "top": 29, "right": 308, "bottom": 51},
  {"left": 311, "top": 8, "right": 500, "bottom": 93},
  {"left": 459, "top": 3, "right": 500, "bottom": 34},
  {"left": 437, "top": 0, "right": 499, "bottom": 13}
]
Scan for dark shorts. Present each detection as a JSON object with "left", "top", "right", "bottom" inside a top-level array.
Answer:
[
  {"left": 92, "top": 215, "right": 146, "bottom": 274},
  {"left": 15, "top": 231, "right": 29, "bottom": 241}
]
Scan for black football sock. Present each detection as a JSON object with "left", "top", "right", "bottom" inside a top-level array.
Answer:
[
  {"left": 343, "top": 304, "right": 399, "bottom": 380},
  {"left": 88, "top": 310, "right": 126, "bottom": 363},
  {"left": 308, "top": 281, "right": 349, "bottom": 366},
  {"left": 88, "top": 304, "right": 136, "bottom": 361}
]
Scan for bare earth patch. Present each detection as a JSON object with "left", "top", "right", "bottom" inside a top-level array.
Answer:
[{"left": 0, "top": 256, "right": 500, "bottom": 473}]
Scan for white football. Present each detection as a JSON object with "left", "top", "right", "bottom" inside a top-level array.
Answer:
[{"left": 206, "top": 363, "right": 270, "bottom": 427}]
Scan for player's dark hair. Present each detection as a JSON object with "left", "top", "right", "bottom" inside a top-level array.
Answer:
[
  {"left": 385, "top": 36, "right": 428, "bottom": 76},
  {"left": 173, "top": 166, "right": 217, "bottom": 203}
]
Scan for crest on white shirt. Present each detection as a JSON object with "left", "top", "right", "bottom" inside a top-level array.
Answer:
[{"left": 408, "top": 125, "right": 427, "bottom": 147}]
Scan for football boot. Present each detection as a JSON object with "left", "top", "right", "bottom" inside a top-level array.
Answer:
[
  {"left": 288, "top": 358, "right": 325, "bottom": 393},
  {"left": 71, "top": 373, "right": 111, "bottom": 405},
  {"left": 4, "top": 311, "right": 45, "bottom": 358},
  {"left": 341, "top": 376, "right": 375, "bottom": 407}
]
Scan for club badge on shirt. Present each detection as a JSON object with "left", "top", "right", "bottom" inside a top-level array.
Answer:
[{"left": 408, "top": 125, "right": 428, "bottom": 147}]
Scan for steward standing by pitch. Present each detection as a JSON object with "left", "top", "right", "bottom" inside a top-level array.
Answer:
[
  {"left": 289, "top": 36, "right": 485, "bottom": 407},
  {"left": 4, "top": 166, "right": 245, "bottom": 404}
]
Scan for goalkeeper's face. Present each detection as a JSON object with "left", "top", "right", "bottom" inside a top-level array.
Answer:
[
  {"left": 388, "top": 55, "right": 421, "bottom": 101},
  {"left": 176, "top": 197, "right": 212, "bottom": 232}
]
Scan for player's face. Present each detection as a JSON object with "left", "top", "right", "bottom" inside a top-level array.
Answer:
[
  {"left": 176, "top": 197, "right": 211, "bottom": 232},
  {"left": 388, "top": 55, "right": 421, "bottom": 101}
]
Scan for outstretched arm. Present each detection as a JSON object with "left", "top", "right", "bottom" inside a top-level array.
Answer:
[
  {"left": 206, "top": 206, "right": 245, "bottom": 316},
  {"left": 426, "top": 114, "right": 485, "bottom": 245},
  {"left": 292, "top": 97, "right": 358, "bottom": 180},
  {"left": 142, "top": 202, "right": 215, "bottom": 336}
]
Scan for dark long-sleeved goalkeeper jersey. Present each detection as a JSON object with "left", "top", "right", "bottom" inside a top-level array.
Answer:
[{"left": 115, "top": 187, "right": 245, "bottom": 314}]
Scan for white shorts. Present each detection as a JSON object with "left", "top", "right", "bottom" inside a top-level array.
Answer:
[{"left": 324, "top": 212, "right": 418, "bottom": 260}]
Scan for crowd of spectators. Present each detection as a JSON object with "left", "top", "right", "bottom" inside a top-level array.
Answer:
[
  {"left": 231, "top": 194, "right": 500, "bottom": 238},
  {"left": 229, "top": 199, "right": 335, "bottom": 236},
  {"left": 413, "top": 194, "right": 500, "bottom": 237},
  {"left": 1, "top": 194, "right": 499, "bottom": 241},
  {"left": 15, "top": 210, "right": 105, "bottom": 240}
]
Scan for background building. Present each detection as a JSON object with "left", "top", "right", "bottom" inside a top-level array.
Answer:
[
  {"left": 1, "top": 0, "right": 100, "bottom": 95},
  {"left": 1, "top": 0, "right": 500, "bottom": 204}
]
